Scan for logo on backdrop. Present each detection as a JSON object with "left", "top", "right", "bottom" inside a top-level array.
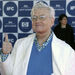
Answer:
[
  {"left": 0, "top": 19, "right": 2, "bottom": 29},
  {"left": 67, "top": 1, "right": 75, "bottom": 16},
  {"left": 0, "top": 1, "right": 2, "bottom": 16},
  {"left": 3, "top": 17, "right": 18, "bottom": 32},
  {"left": 19, "top": 18, "right": 32, "bottom": 32},
  {"left": 8, "top": 34, "right": 17, "bottom": 47},
  {"left": 18, "top": 1, "right": 33, "bottom": 16},
  {"left": 4, "top": 2, "right": 17, "bottom": 16},
  {"left": 50, "top": 0, "right": 66, "bottom": 16},
  {"left": 68, "top": 17, "right": 75, "bottom": 27}
]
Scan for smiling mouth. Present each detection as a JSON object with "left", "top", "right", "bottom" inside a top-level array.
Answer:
[{"left": 36, "top": 24, "right": 42, "bottom": 26}]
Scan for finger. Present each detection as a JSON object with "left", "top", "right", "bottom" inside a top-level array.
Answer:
[{"left": 5, "top": 33, "right": 9, "bottom": 42}]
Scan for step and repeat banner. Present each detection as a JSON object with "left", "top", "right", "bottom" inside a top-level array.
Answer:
[{"left": 0, "top": 0, "right": 75, "bottom": 49}]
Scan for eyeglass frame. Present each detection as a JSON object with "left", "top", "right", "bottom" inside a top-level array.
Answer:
[{"left": 31, "top": 15, "right": 51, "bottom": 21}]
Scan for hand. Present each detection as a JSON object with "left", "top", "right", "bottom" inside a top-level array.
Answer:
[{"left": 2, "top": 34, "right": 12, "bottom": 54}]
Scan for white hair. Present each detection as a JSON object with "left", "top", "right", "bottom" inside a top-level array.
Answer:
[{"left": 31, "top": 1, "right": 55, "bottom": 19}]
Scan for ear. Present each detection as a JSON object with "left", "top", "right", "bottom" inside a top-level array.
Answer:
[{"left": 50, "top": 17, "right": 55, "bottom": 27}]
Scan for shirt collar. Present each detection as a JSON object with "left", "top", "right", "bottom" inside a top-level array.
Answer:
[{"left": 34, "top": 32, "right": 53, "bottom": 51}]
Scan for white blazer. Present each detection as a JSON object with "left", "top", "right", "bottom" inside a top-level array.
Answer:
[{"left": 1, "top": 33, "right": 75, "bottom": 75}]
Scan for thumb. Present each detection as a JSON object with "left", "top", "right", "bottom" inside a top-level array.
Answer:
[{"left": 4, "top": 33, "right": 9, "bottom": 42}]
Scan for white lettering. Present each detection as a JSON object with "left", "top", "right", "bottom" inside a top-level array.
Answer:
[
  {"left": 9, "top": 39, "right": 14, "bottom": 43},
  {"left": 7, "top": 7, "right": 14, "bottom": 11},
  {"left": 70, "top": 6, "right": 75, "bottom": 10},
  {"left": 22, "top": 22, "right": 29, "bottom": 27}
]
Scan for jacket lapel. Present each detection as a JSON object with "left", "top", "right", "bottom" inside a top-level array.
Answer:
[
  {"left": 13, "top": 34, "right": 35, "bottom": 75},
  {"left": 52, "top": 34, "right": 65, "bottom": 75}
]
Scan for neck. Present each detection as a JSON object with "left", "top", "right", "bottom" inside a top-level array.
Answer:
[
  {"left": 36, "top": 30, "right": 51, "bottom": 46},
  {"left": 61, "top": 24, "right": 66, "bottom": 28}
]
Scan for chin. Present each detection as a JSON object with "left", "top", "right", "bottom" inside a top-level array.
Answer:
[{"left": 36, "top": 31, "right": 46, "bottom": 34}]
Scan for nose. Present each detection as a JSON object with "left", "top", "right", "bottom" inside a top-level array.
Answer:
[{"left": 36, "top": 18, "right": 41, "bottom": 22}]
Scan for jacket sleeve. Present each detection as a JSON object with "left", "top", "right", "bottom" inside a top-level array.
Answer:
[
  {"left": 64, "top": 47, "right": 75, "bottom": 75},
  {"left": 1, "top": 40, "right": 19, "bottom": 75}
]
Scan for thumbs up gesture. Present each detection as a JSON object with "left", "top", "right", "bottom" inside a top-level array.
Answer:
[{"left": 2, "top": 34, "right": 12, "bottom": 54}]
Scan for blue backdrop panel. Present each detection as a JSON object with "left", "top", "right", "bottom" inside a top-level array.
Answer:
[{"left": 0, "top": 0, "right": 75, "bottom": 50}]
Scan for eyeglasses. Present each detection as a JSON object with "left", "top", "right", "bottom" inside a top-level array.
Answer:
[{"left": 31, "top": 15, "right": 48, "bottom": 21}]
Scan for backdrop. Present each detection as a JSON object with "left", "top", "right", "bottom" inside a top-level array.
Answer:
[{"left": 0, "top": 0, "right": 75, "bottom": 50}]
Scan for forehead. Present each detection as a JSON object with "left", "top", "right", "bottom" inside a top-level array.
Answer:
[
  {"left": 33, "top": 8, "right": 49, "bottom": 16},
  {"left": 62, "top": 17, "right": 67, "bottom": 20}
]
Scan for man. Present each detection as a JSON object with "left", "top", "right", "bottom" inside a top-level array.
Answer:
[{"left": 0, "top": 1, "right": 75, "bottom": 75}]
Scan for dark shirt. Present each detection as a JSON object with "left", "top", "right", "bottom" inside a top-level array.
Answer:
[{"left": 54, "top": 24, "right": 75, "bottom": 50}]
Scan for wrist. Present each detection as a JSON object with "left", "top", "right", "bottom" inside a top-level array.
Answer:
[{"left": 2, "top": 49, "right": 11, "bottom": 54}]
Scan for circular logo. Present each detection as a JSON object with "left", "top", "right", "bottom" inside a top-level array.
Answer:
[
  {"left": 0, "top": 20, "right": 2, "bottom": 29},
  {"left": 4, "top": 2, "right": 17, "bottom": 16},
  {"left": 67, "top": 1, "right": 75, "bottom": 16},
  {"left": 19, "top": 18, "right": 32, "bottom": 32},
  {"left": 0, "top": 1, "right": 2, "bottom": 16},
  {"left": 8, "top": 34, "right": 17, "bottom": 46}
]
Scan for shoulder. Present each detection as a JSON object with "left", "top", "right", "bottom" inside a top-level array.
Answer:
[
  {"left": 55, "top": 24, "right": 60, "bottom": 28},
  {"left": 11, "top": 33, "right": 35, "bottom": 56},
  {"left": 52, "top": 33, "right": 75, "bottom": 73},
  {"left": 14, "top": 33, "right": 35, "bottom": 47},
  {"left": 52, "top": 33, "right": 74, "bottom": 52},
  {"left": 67, "top": 24, "right": 73, "bottom": 29},
  {"left": 54, "top": 24, "right": 60, "bottom": 31},
  {"left": 52, "top": 33, "right": 74, "bottom": 62}
]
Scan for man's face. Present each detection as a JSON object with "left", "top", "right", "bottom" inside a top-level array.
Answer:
[{"left": 32, "top": 8, "right": 54, "bottom": 34}]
